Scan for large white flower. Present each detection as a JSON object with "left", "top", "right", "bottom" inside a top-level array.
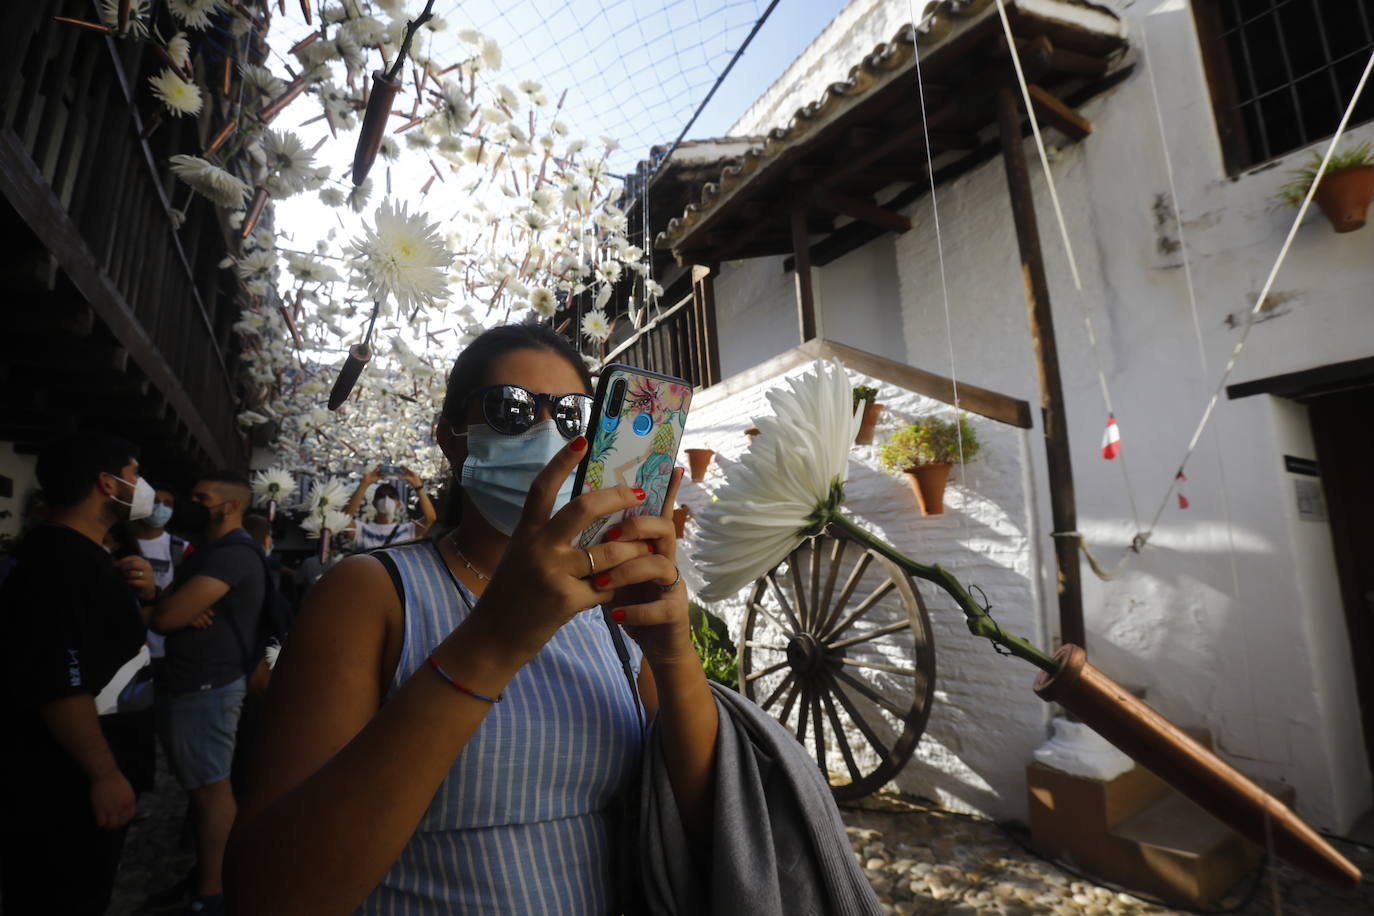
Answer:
[
  {"left": 167, "top": 0, "right": 224, "bottom": 30},
  {"left": 301, "top": 510, "right": 352, "bottom": 540},
  {"left": 241, "top": 63, "right": 284, "bottom": 99},
  {"left": 148, "top": 69, "right": 203, "bottom": 117},
  {"left": 264, "top": 130, "right": 314, "bottom": 196},
  {"left": 166, "top": 33, "right": 191, "bottom": 69},
  {"left": 101, "top": 0, "right": 151, "bottom": 37},
  {"left": 346, "top": 198, "right": 453, "bottom": 313},
  {"left": 305, "top": 478, "right": 351, "bottom": 515},
  {"left": 581, "top": 309, "right": 612, "bottom": 342},
  {"left": 169, "top": 155, "right": 249, "bottom": 207},
  {"left": 252, "top": 467, "right": 297, "bottom": 505},
  {"left": 693, "top": 359, "right": 862, "bottom": 601}
]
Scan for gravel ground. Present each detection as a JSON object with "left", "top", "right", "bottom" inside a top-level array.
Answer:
[{"left": 106, "top": 752, "right": 1373, "bottom": 915}]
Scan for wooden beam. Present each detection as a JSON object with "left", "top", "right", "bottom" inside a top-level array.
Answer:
[
  {"left": 812, "top": 188, "right": 911, "bottom": 234},
  {"left": 995, "top": 87, "right": 1085, "bottom": 651},
  {"left": 691, "top": 264, "right": 722, "bottom": 387},
  {"left": 789, "top": 206, "right": 818, "bottom": 343},
  {"left": 1027, "top": 84, "right": 1092, "bottom": 141}
]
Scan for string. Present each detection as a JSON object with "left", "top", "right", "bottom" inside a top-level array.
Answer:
[
  {"left": 1139, "top": 17, "right": 1243, "bottom": 602},
  {"left": 1141, "top": 44, "right": 1374, "bottom": 540},
  {"left": 992, "top": 0, "right": 1143, "bottom": 535}
]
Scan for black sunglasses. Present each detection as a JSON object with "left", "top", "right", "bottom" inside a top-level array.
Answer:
[{"left": 463, "top": 384, "right": 592, "bottom": 440}]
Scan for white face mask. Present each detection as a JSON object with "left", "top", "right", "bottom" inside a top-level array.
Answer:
[
  {"left": 110, "top": 474, "right": 156, "bottom": 522},
  {"left": 460, "top": 419, "right": 573, "bottom": 536},
  {"left": 375, "top": 496, "right": 398, "bottom": 517}
]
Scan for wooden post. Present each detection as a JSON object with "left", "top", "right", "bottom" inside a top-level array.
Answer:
[
  {"left": 691, "top": 263, "right": 721, "bottom": 387},
  {"left": 994, "top": 88, "right": 1086, "bottom": 652},
  {"left": 790, "top": 205, "right": 818, "bottom": 343}
]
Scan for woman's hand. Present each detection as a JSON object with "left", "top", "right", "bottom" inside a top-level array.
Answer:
[
  {"left": 598, "top": 467, "right": 694, "bottom": 666},
  {"left": 457, "top": 435, "right": 655, "bottom": 667}
]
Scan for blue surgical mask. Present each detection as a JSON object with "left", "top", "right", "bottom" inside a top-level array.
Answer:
[
  {"left": 460, "top": 419, "right": 574, "bottom": 536},
  {"left": 147, "top": 503, "right": 173, "bottom": 529}
]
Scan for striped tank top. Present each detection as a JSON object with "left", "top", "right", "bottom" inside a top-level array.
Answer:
[{"left": 359, "top": 541, "right": 644, "bottom": 916}]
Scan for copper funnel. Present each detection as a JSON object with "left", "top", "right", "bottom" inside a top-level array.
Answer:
[
  {"left": 1035, "top": 645, "right": 1360, "bottom": 892},
  {"left": 327, "top": 343, "right": 371, "bottom": 410},
  {"left": 353, "top": 70, "right": 401, "bottom": 186}
]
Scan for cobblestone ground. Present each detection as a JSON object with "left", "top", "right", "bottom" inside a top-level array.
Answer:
[{"left": 106, "top": 757, "right": 1373, "bottom": 915}]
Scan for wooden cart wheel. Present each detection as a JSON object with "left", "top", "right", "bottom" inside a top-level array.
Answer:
[{"left": 738, "top": 533, "right": 937, "bottom": 801}]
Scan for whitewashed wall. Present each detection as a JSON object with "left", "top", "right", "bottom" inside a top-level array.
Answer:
[
  {"left": 694, "top": 0, "right": 1374, "bottom": 829},
  {"left": 678, "top": 363, "right": 1050, "bottom": 820}
]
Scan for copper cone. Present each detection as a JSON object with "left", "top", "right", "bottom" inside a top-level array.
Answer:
[
  {"left": 353, "top": 70, "right": 401, "bottom": 186},
  {"left": 241, "top": 186, "right": 269, "bottom": 239},
  {"left": 327, "top": 343, "right": 372, "bottom": 410},
  {"left": 1035, "top": 645, "right": 1360, "bottom": 891}
]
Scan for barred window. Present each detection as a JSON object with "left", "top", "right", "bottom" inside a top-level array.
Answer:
[{"left": 1192, "top": 0, "right": 1374, "bottom": 174}]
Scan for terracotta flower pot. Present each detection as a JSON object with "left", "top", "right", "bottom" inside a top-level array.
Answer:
[
  {"left": 684, "top": 448, "right": 714, "bottom": 482},
  {"left": 672, "top": 504, "right": 690, "bottom": 538},
  {"left": 903, "top": 463, "right": 951, "bottom": 515},
  {"left": 744, "top": 426, "right": 761, "bottom": 440},
  {"left": 854, "top": 401, "right": 884, "bottom": 445},
  {"left": 1312, "top": 164, "right": 1374, "bottom": 232},
  {"left": 1035, "top": 645, "right": 1360, "bottom": 891}
]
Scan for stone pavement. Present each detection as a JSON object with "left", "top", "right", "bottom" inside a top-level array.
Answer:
[{"left": 105, "top": 751, "right": 1373, "bottom": 915}]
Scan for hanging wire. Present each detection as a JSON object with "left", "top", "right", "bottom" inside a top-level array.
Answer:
[{"left": 992, "top": 0, "right": 1144, "bottom": 536}]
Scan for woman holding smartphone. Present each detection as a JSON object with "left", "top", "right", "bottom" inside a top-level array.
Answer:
[{"left": 224, "top": 325, "right": 718, "bottom": 915}]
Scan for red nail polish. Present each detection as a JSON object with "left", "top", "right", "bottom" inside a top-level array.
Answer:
[
  {"left": 646, "top": 543, "right": 656, "bottom": 554},
  {"left": 594, "top": 573, "right": 612, "bottom": 589},
  {"left": 611, "top": 608, "right": 626, "bottom": 622},
  {"left": 571, "top": 435, "right": 587, "bottom": 452},
  {"left": 632, "top": 487, "right": 646, "bottom": 501},
  {"left": 607, "top": 526, "right": 622, "bottom": 541}
]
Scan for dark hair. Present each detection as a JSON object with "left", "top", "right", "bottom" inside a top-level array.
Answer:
[
  {"left": 36, "top": 434, "right": 140, "bottom": 510},
  {"left": 199, "top": 470, "right": 252, "bottom": 507},
  {"left": 374, "top": 483, "right": 399, "bottom": 500},
  {"left": 437, "top": 324, "right": 592, "bottom": 530},
  {"left": 440, "top": 324, "right": 593, "bottom": 425}
]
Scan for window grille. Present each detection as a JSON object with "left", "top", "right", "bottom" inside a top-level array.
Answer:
[{"left": 1192, "top": 0, "right": 1374, "bottom": 174}]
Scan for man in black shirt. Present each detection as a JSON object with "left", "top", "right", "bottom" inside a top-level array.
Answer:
[
  {"left": 151, "top": 472, "right": 265, "bottom": 916},
  {"left": 0, "top": 435, "right": 156, "bottom": 915}
]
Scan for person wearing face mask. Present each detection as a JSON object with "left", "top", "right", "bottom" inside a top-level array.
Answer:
[
  {"left": 0, "top": 434, "right": 157, "bottom": 915},
  {"left": 150, "top": 472, "right": 266, "bottom": 916},
  {"left": 342, "top": 466, "right": 437, "bottom": 551},
  {"left": 225, "top": 324, "right": 719, "bottom": 915},
  {"left": 134, "top": 486, "right": 190, "bottom": 672}
]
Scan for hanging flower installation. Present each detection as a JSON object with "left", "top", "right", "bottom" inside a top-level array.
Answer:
[
  {"left": 345, "top": 199, "right": 452, "bottom": 315},
  {"left": 251, "top": 466, "right": 297, "bottom": 521},
  {"left": 695, "top": 357, "right": 1360, "bottom": 893}
]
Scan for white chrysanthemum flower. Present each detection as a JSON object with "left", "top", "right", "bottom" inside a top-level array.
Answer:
[
  {"left": 581, "top": 309, "right": 612, "bottom": 343},
  {"left": 167, "top": 0, "right": 225, "bottom": 30},
  {"left": 237, "top": 410, "right": 271, "bottom": 427},
  {"left": 241, "top": 63, "right": 284, "bottom": 98},
  {"left": 306, "top": 478, "right": 351, "bottom": 514},
  {"left": 169, "top": 154, "right": 249, "bottom": 207},
  {"left": 287, "top": 252, "right": 342, "bottom": 284},
  {"left": 252, "top": 467, "right": 296, "bottom": 505},
  {"left": 434, "top": 81, "right": 472, "bottom": 134},
  {"left": 480, "top": 38, "right": 502, "bottom": 70},
  {"left": 318, "top": 186, "right": 344, "bottom": 207},
  {"left": 264, "top": 129, "right": 313, "bottom": 195},
  {"left": 101, "top": 0, "right": 151, "bottom": 37},
  {"left": 301, "top": 509, "right": 352, "bottom": 540},
  {"left": 235, "top": 248, "right": 276, "bottom": 283},
  {"left": 457, "top": 27, "right": 482, "bottom": 44},
  {"left": 693, "top": 359, "right": 862, "bottom": 600},
  {"left": 348, "top": 178, "right": 373, "bottom": 213},
  {"left": 404, "top": 131, "right": 432, "bottom": 150},
  {"left": 148, "top": 69, "right": 203, "bottom": 116},
  {"left": 166, "top": 33, "right": 191, "bottom": 68},
  {"left": 347, "top": 198, "right": 453, "bottom": 312},
  {"left": 594, "top": 259, "right": 622, "bottom": 284},
  {"left": 341, "top": 14, "right": 385, "bottom": 46},
  {"left": 645, "top": 278, "right": 664, "bottom": 299},
  {"left": 529, "top": 287, "right": 557, "bottom": 317},
  {"left": 379, "top": 136, "right": 400, "bottom": 161}
]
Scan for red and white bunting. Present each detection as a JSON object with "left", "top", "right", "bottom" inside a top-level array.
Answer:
[
  {"left": 1176, "top": 471, "right": 1190, "bottom": 509},
  {"left": 1101, "top": 414, "right": 1121, "bottom": 460}
]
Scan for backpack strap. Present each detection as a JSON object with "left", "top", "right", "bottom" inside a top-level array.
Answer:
[{"left": 378, "top": 523, "right": 404, "bottom": 548}]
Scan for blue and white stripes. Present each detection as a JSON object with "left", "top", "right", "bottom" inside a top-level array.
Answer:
[{"left": 359, "top": 541, "right": 643, "bottom": 915}]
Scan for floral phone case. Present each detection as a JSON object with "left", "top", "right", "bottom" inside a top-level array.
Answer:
[{"left": 573, "top": 365, "right": 692, "bottom": 548}]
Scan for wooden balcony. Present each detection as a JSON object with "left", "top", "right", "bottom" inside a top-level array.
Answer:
[
  {"left": 602, "top": 267, "right": 722, "bottom": 388},
  {"left": 0, "top": 1, "right": 246, "bottom": 476}
]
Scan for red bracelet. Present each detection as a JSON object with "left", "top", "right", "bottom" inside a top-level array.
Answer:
[{"left": 426, "top": 654, "right": 502, "bottom": 703}]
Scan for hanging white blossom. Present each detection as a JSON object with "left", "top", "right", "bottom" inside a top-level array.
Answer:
[
  {"left": 581, "top": 310, "right": 612, "bottom": 343},
  {"left": 148, "top": 69, "right": 203, "bottom": 117},
  {"left": 166, "top": 0, "right": 225, "bottom": 31},
  {"left": 346, "top": 199, "right": 453, "bottom": 314},
  {"left": 693, "top": 360, "right": 863, "bottom": 601},
  {"left": 252, "top": 467, "right": 297, "bottom": 506},
  {"left": 169, "top": 155, "right": 249, "bottom": 207}
]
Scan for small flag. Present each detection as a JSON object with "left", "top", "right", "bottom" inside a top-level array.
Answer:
[
  {"left": 1101, "top": 415, "right": 1121, "bottom": 460},
  {"left": 1176, "top": 471, "right": 1189, "bottom": 509}
]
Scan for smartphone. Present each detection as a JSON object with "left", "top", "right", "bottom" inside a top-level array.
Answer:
[
  {"left": 572, "top": 364, "right": 692, "bottom": 548},
  {"left": 377, "top": 463, "right": 398, "bottom": 476}
]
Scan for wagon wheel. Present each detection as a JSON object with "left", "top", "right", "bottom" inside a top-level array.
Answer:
[{"left": 738, "top": 532, "right": 937, "bottom": 801}]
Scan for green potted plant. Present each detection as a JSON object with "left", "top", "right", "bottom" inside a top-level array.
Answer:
[
  {"left": 878, "top": 412, "right": 980, "bottom": 515},
  {"left": 852, "top": 385, "right": 884, "bottom": 445},
  {"left": 1275, "top": 141, "right": 1374, "bottom": 233}
]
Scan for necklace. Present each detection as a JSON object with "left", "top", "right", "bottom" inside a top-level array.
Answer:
[{"left": 447, "top": 531, "right": 491, "bottom": 581}]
